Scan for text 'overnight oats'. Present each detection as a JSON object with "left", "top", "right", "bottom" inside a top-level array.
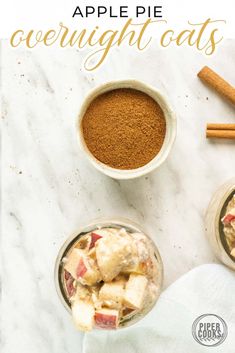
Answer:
[
  {"left": 81, "top": 88, "right": 166, "bottom": 169},
  {"left": 222, "top": 193, "right": 235, "bottom": 258},
  {"left": 61, "top": 227, "right": 160, "bottom": 331}
]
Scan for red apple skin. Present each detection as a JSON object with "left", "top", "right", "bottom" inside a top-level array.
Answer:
[
  {"left": 76, "top": 258, "right": 88, "bottom": 278},
  {"left": 64, "top": 270, "right": 75, "bottom": 297},
  {"left": 89, "top": 232, "right": 103, "bottom": 249},
  {"left": 223, "top": 214, "right": 235, "bottom": 225},
  {"left": 64, "top": 269, "right": 71, "bottom": 280},
  {"left": 95, "top": 313, "right": 117, "bottom": 329}
]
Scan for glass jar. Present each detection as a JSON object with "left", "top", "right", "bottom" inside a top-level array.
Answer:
[
  {"left": 205, "top": 178, "right": 235, "bottom": 270},
  {"left": 54, "top": 218, "right": 163, "bottom": 329}
]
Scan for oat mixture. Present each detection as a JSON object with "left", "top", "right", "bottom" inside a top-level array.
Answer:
[
  {"left": 62, "top": 227, "right": 160, "bottom": 331},
  {"left": 222, "top": 193, "right": 235, "bottom": 258}
]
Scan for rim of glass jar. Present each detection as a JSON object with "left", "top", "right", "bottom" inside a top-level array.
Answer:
[
  {"left": 54, "top": 217, "right": 164, "bottom": 329},
  {"left": 208, "top": 179, "right": 235, "bottom": 270}
]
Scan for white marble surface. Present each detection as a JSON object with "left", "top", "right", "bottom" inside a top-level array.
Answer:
[{"left": 2, "top": 40, "right": 235, "bottom": 353}]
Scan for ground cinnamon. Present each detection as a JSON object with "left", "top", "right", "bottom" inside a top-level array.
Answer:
[{"left": 81, "top": 88, "right": 166, "bottom": 170}]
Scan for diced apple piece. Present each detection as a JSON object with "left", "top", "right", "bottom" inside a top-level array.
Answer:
[
  {"left": 95, "top": 308, "right": 119, "bottom": 329},
  {"left": 230, "top": 248, "right": 235, "bottom": 258},
  {"left": 122, "top": 307, "right": 136, "bottom": 318},
  {"left": 72, "top": 299, "right": 95, "bottom": 332},
  {"left": 64, "top": 248, "right": 101, "bottom": 286},
  {"left": 76, "top": 258, "right": 88, "bottom": 278},
  {"left": 90, "top": 285, "right": 103, "bottom": 310},
  {"left": 222, "top": 208, "right": 235, "bottom": 225},
  {"left": 87, "top": 229, "right": 114, "bottom": 254},
  {"left": 74, "top": 235, "right": 90, "bottom": 250},
  {"left": 73, "top": 282, "right": 91, "bottom": 301},
  {"left": 99, "top": 278, "right": 126, "bottom": 309},
  {"left": 64, "top": 249, "right": 85, "bottom": 279},
  {"left": 123, "top": 274, "right": 148, "bottom": 310},
  {"left": 82, "top": 258, "right": 102, "bottom": 286},
  {"left": 122, "top": 259, "right": 152, "bottom": 275},
  {"left": 96, "top": 234, "right": 133, "bottom": 281},
  {"left": 223, "top": 214, "right": 235, "bottom": 225},
  {"left": 89, "top": 232, "right": 103, "bottom": 249},
  {"left": 64, "top": 270, "right": 76, "bottom": 298},
  {"left": 64, "top": 269, "right": 71, "bottom": 280},
  {"left": 122, "top": 233, "right": 152, "bottom": 275}
]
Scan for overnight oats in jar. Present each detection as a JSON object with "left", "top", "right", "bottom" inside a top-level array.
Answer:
[
  {"left": 54, "top": 219, "right": 163, "bottom": 332},
  {"left": 205, "top": 178, "right": 235, "bottom": 270},
  {"left": 221, "top": 194, "right": 235, "bottom": 258}
]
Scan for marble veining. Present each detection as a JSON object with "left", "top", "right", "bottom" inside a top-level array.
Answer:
[{"left": 1, "top": 39, "right": 235, "bottom": 353}]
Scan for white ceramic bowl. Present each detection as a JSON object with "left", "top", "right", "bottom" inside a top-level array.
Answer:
[{"left": 77, "top": 80, "right": 176, "bottom": 179}]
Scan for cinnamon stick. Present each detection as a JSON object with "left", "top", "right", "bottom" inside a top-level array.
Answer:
[
  {"left": 198, "top": 66, "right": 235, "bottom": 106},
  {"left": 207, "top": 123, "right": 235, "bottom": 131},
  {"left": 206, "top": 129, "right": 235, "bottom": 139}
]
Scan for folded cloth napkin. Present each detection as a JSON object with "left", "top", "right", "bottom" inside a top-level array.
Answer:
[{"left": 83, "top": 264, "right": 235, "bottom": 353}]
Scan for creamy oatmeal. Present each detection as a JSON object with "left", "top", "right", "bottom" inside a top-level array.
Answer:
[
  {"left": 222, "top": 194, "right": 235, "bottom": 258},
  {"left": 61, "top": 227, "right": 159, "bottom": 331}
]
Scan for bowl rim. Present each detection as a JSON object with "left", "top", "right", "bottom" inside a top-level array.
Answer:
[
  {"left": 76, "top": 79, "right": 177, "bottom": 179},
  {"left": 54, "top": 217, "right": 164, "bottom": 329}
]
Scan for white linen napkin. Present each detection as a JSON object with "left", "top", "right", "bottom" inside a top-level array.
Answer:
[{"left": 83, "top": 264, "right": 235, "bottom": 353}]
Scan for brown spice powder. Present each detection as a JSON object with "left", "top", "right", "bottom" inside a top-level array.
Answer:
[{"left": 82, "top": 88, "right": 166, "bottom": 170}]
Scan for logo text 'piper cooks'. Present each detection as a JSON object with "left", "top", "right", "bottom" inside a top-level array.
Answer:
[{"left": 192, "top": 314, "right": 228, "bottom": 347}]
